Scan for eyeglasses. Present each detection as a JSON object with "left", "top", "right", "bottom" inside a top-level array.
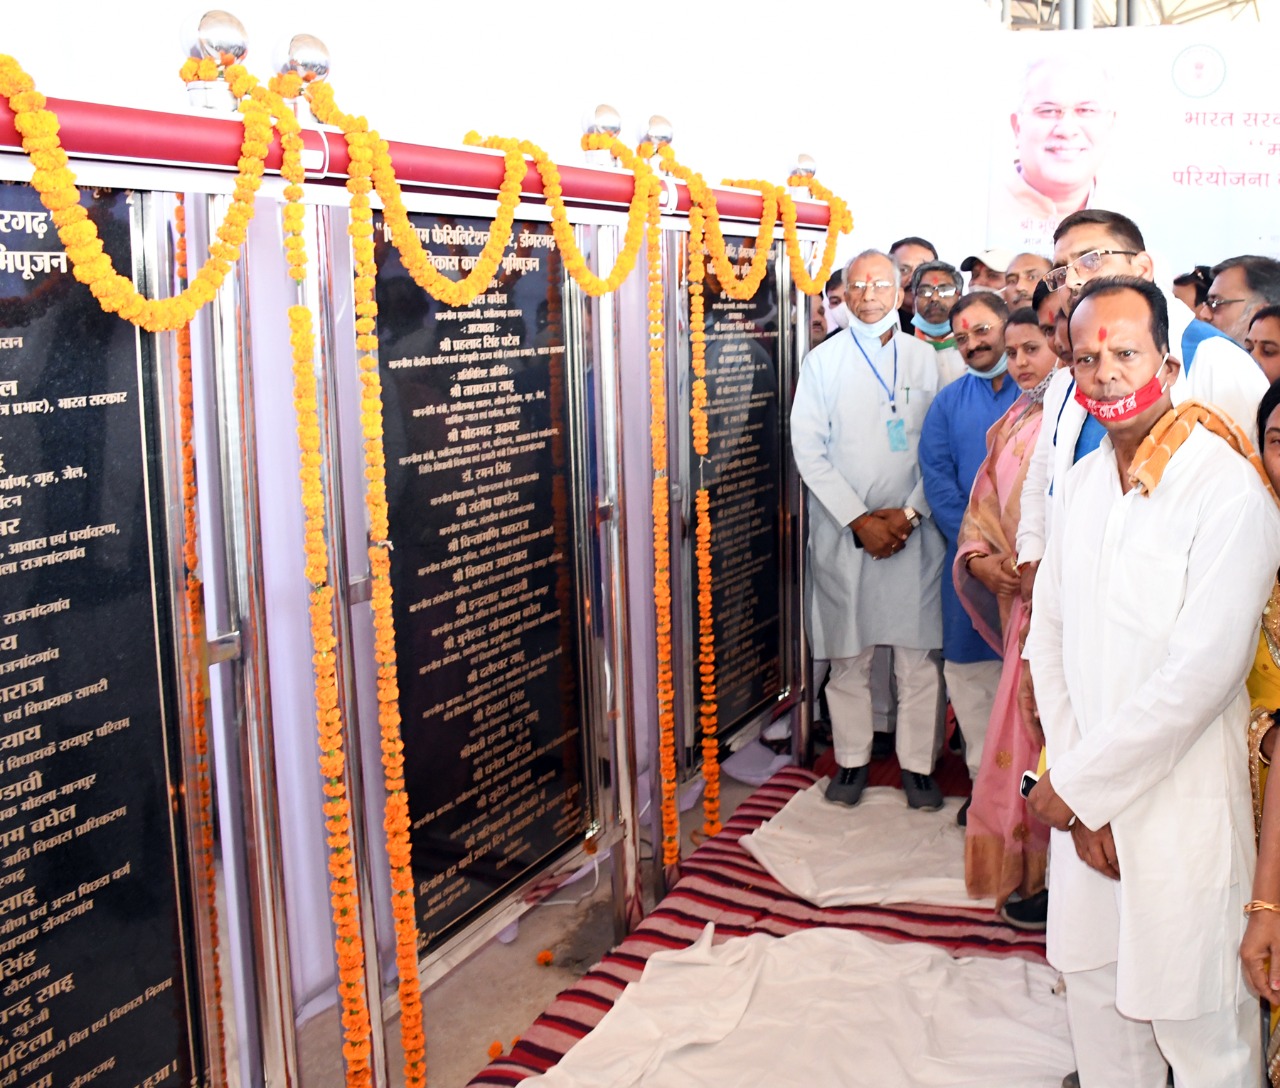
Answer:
[
  {"left": 953, "top": 324, "right": 995, "bottom": 347},
  {"left": 1043, "top": 249, "right": 1138, "bottom": 291},
  {"left": 850, "top": 280, "right": 895, "bottom": 293},
  {"left": 915, "top": 285, "right": 957, "bottom": 300},
  {"left": 1203, "top": 297, "right": 1245, "bottom": 312}
]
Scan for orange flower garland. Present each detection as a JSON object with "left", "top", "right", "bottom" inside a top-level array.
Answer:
[
  {"left": 781, "top": 174, "right": 853, "bottom": 296},
  {"left": 0, "top": 55, "right": 861, "bottom": 1057},
  {"left": 174, "top": 195, "right": 228, "bottom": 1066},
  {"left": 264, "top": 103, "right": 375, "bottom": 1083},
  {"left": 290, "top": 297, "right": 374, "bottom": 1085},
  {"left": 634, "top": 143, "right": 680, "bottom": 867},
  {"left": 0, "top": 54, "right": 271, "bottom": 331},
  {"left": 693, "top": 488, "right": 720, "bottom": 836},
  {"left": 178, "top": 56, "right": 221, "bottom": 84},
  {"left": 712, "top": 178, "right": 778, "bottom": 300},
  {"left": 462, "top": 131, "right": 655, "bottom": 299},
  {"left": 330, "top": 87, "right": 428, "bottom": 1088},
  {"left": 684, "top": 196, "right": 720, "bottom": 838},
  {"left": 655, "top": 146, "right": 774, "bottom": 301},
  {"left": 304, "top": 81, "right": 526, "bottom": 310}
]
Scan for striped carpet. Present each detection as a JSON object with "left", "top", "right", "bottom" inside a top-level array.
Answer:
[{"left": 467, "top": 766, "right": 1045, "bottom": 1086}]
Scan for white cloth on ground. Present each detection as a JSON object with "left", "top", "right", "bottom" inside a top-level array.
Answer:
[
  {"left": 523, "top": 925, "right": 1072, "bottom": 1088},
  {"left": 740, "top": 784, "right": 992, "bottom": 908}
]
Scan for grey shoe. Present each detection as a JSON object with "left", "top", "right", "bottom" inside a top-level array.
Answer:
[
  {"left": 901, "top": 770, "right": 944, "bottom": 811},
  {"left": 825, "top": 764, "right": 869, "bottom": 807},
  {"left": 1062, "top": 1074, "right": 1080, "bottom": 1088}
]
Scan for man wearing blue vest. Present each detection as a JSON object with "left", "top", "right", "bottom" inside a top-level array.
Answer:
[
  {"left": 919, "top": 292, "right": 1021, "bottom": 825},
  {"left": 1015, "top": 209, "right": 1268, "bottom": 589}
]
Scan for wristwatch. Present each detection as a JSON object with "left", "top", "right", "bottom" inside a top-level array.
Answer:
[{"left": 902, "top": 506, "right": 921, "bottom": 528}]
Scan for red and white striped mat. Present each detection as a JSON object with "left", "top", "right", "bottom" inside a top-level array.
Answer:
[{"left": 467, "top": 766, "right": 1045, "bottom": 1086}]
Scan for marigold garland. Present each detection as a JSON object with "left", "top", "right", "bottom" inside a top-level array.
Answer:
[
  {"left": 263, "top": 96, "right": 376, "bottom": 1083},
  {"left": 694, "top": 488, "right": 720, "bottom": 836},
  {"left": 174, "top": 195, "right": 228, "bottom": 1069},
  {"left": 304, "top": 82, "right": 525, "bottom": 311},
  {"left": 290, "top": 295, "right": 374, "bottom": 1085},
  {"left": 682, "top": 203, "right": 722, "bottom": 838},
  {"left": 633, "top": 141, "right": 680, "bottom": 867},
  {"left": 655, "top": 147, "right": 774, "bottom": 301},
  {"left": 327, "top": 77, "right": 428, "bottom": 1088},
  {"left": 0, "top": 54, "right": 271, "bottom": 331},
  {"left": 781, "top": 174, "right": 853, "bottom": 296},
  {"left": 461, "top": 131, "right": 655, "bottom": 299},
  {"left": 0, "top": 55, "right": 859, "bottom": 1050}
]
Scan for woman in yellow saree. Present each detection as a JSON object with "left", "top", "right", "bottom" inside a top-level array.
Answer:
[{"left": 1240, "top": 379, "right": 1280, "bottom": 1088}]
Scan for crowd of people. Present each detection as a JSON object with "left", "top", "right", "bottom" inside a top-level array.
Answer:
[{"left": 791, "top": 211, "right": 1280, "bottom": 1087}]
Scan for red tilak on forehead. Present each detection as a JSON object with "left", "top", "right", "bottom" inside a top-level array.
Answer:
[
  {"left": 960, "top": 317, "right": 970, "bottom": 330},
  {"left": 1098, "top": 325, "right": 1108, "bottom": 340}
]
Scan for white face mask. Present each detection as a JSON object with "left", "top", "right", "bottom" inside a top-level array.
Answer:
[
  {"left": 827, "top": 300, "right": 850, "bottom": 331},
  {"left": 849, "top": 311, "right": 899, "bottom": 339}
]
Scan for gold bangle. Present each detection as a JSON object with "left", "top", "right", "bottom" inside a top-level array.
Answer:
[
  {"left": 1244, "top": 900, "right": 1280, "bottom": 915},
  {"left": 964, "top": 553, "right": 989, "bottom": 572}
]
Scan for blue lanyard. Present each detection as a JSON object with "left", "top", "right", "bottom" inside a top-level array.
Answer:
[{"left": 851, "top": 333, "right": 899, "bottom": 412}]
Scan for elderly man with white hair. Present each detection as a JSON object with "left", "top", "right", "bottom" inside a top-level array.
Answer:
[
  {"left": 790, "top": 249, "right": 947, "bottom": 810},
  {"left": 990, "top": 55, "right": 1117, "bottom": 253}
]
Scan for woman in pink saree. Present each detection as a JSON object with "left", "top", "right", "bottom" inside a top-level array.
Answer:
[{"left": 954, "top": 308, "right": 1059, "bottom": 909}]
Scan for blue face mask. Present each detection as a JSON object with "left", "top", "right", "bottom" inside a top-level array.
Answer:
[
  {"left": 967, "top": 353, "right": 1009, "bottom": 381},
  {"left": 849, "top": 312, "right": 899, "bottom": 340},
  {"left": 911, "top": 313, "right": 952, "bottom": 338}
]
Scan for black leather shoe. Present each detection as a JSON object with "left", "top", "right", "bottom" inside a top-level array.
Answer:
[
  {"left": 1000, "top": 888, "right": 1048, "bottom": 930},
  {"left": 901, "top": 770, "right": 943, "bottom": 811},
  {"left": 824, "top": 764, "right": 869, "bottom": 807}
]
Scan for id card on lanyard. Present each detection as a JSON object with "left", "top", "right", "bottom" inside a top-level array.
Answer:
[{"left": 852, "top": 333, "right": 905, "bottom": 451}]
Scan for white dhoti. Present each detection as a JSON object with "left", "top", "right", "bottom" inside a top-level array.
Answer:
[
  {"left": 826, "top": 646, "right": 940, "bottom": 774},
  {"left": 943, "top": 658, "right": 1002, "bottom": 779}
]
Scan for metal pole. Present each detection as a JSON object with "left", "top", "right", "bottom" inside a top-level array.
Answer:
[
  {"left": 208, "top": 193, "right": 301, "bottom": 1088},
  {"left": 1076, "top": 0, "right": 1095, "bottom": 27},
  {"left": 590, "top": 227, "right": 645, "bottom": 938}
]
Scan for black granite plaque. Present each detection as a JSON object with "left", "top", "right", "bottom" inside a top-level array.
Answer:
[
  {"left": 689, "top": 243, "right": 785, "bottom": 733},
  {"left": 373, "top": 213, "right": 587, "bottom": 950},
  {"left": 0, "top": 185, "right": 203, "bottom": 1087}
]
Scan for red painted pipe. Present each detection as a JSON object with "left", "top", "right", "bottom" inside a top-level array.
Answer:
[{"left": 0, "top": 95, "right": 832, "bottom": 227}]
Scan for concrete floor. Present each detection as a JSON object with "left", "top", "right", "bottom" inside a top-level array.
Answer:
[{"left": 296, "top": 774, "right": 759, "bottom": 1088}]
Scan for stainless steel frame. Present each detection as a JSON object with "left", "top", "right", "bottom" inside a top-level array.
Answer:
[
  {"left": 336, "top": 190, "right": 643, "bottom": 992},
  {"left": 572, "top": 223, "right": 643, "bottom": 938},
  {"left": 130, "top": 189, "right": 219, "bottom": 1087},
  {"left": 203, "top": 191, "right": 301, "bottom": 1088},
  {"left": 664, "top": 226, "right": 801, "bottom": 784},
  {"left": 302, "top": 202, "right": 390, "bottom": 1087}
]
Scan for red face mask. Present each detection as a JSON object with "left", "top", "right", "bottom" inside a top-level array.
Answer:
[{"left": 1073, "top": 360, "right": 1169, "bottom": 423}]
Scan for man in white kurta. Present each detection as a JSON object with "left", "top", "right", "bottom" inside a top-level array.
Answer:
[
  {"left": 791, "top": 251, "right": 945, "bottom": 808},
  {"left": 1025, "top": 277, "right": 1280, "bottom": 1086}
]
